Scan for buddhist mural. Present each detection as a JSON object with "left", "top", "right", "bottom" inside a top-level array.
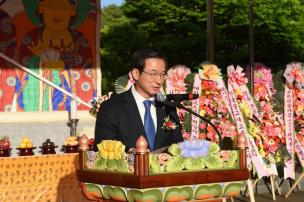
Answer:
[
  {"left": 0, "top": 0, "right": 99, "bottom": 112},
  {"left": 0, "top": 0, "right": 18, "bottom": 112}
]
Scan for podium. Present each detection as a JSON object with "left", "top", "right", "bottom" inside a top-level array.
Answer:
[{"left": 77, "top": 135, "right": 249, "bottom": 202}]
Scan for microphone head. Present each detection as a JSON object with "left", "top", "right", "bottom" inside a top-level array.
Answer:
[{"left": 155, "top": 93, "right": 166, "bottom": 102}]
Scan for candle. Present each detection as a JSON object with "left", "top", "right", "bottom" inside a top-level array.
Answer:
[{"left": 71, "top": 100, "right": 77, "bottom": 119}]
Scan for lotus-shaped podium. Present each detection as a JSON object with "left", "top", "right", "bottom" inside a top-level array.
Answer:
[{"left": 77, "top": 134, "right": 249, "bottom": 202}]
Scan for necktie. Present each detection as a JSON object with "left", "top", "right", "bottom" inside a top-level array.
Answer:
[{"left": 143, "top": 100, "right": 155, "bottom": 150}]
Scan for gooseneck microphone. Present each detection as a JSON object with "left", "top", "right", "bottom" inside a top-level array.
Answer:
[
  {"left": 156, "top": 93, "right": 199, "bottom": 103},
  {"left": 155, "top": 93, "right": 222, "bottom": 148}
]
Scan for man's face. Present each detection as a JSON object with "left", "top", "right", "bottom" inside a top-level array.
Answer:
[
  {"left": 132, "top": 58, "right": 166, "bottom": 99},
  {"left": 41, "top": 0, "right": 75, "bottom": 31}
]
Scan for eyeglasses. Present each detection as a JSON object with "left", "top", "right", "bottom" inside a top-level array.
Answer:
[{"left": 141, "top": 70, "right": 168, "bottom": 80}]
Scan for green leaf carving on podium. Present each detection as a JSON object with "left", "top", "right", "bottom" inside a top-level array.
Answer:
[
  {"left": 94, "top": 157, "right": 130, "bottom": 172},
  {"left": 149, "top": 154, "right": 162, "bottom": 174},
  {"left": 208, "top": 142, "right": 220, "bottom": 155},
  {"left": 85, "top": 183, "right": 103, "bottom": 199},
  {"left": 103, "top": 186, "right": 127, "bottom": 201},
  {"left": 127, "top": 189, "right": 163, "bottom": 202},
  {"left": 223, "top": 182, "right": 243, "bottom": 197},
  {"left": 164, "top": 155, "right": 185, "bottom": 172},
  {"left": 116, "top": 158, "right": 130, "bottom": 172},
  {"left": 94, "top": 158, "right": 107, "bottom": 170},
  {"left": 194, "top": 184, "right": 222, "bottom": 200},
  {"left": 204, "top": 155, "right": 223, "bottom": 169},
  {"left": 168, "top": 143, "right": 181, "bottom": 156},
  {"left": 223, "top": 150, "right": 239, "bottom": 169},
  {"left": 164, "top": 186, "right": 193, "bottom": 202},
  {"left": 184, "top": 156, "right": 206, "bottom": 170},
  {"left": 106, "top": 159, "right": 118, "bottom": 171}
]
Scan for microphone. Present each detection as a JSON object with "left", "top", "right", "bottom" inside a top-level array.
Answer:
[
  {"left": 156, "top": 93, "right": 199, "bottom": 102},
  {"left": 156, "top": 93, "right": 222, "bottom": 148}
]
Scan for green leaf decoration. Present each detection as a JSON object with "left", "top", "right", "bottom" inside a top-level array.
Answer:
[
  {"left": 194, "top": 184, "right": 222, "bottom": 200},
  {"left": 167, "top": 143, "right": 181, "bottom": 156},
  {"left": 164, "top": 186, "right": 193, "bottom": 202},
  {"left": 127, "top": 189, "right": 163, "bottom": 202},
  {"left": 205, "top": 155, "right": 223, "bottom": 169},
  {"left": 165, "top": 155, "right": 185, "bottom": 172},
  {"left": 106, "top": 159, "right": 118, "bottom": 171},
  {"left": 184, "top": 157, "right": 206, "bottom": 170},
  {"left": 223, "top": 182, "right": 243, "bottom": 197},
  {"left": 103, "top": 186, "right": 127, "bottom": 201},
  {"left": 149, "top": 154, "right": 162, "bottom": 174},
  {"left": 84, "top": 183, "right": 103, "bottom": 198},
  {"left": 22, "top": 0, "right": 40, "bottom": 25},
  {"left": 208, "top": 142, "right": 220, "bottom": 154},
  {"left": 94, "top": 157, "right": 107, "bottom": 170},
  {"left": 116, "top": 158, "right": 130, "bottom": 172},
  {"left": 114, "top": 74, "right": 129, "bottom": 94},
  {"left": 225, "top": 150, "right": 239, "bottom": 168},
  {"left": 72, "top": 0, "right": 91, "bottom": 28}
]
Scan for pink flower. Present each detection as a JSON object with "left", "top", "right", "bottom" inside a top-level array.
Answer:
[
  {"left": 199, "top": 133, "right": 207, "bottom": 140},
  {"left": 267, "top": 139, "right": 278, "bottom": 153},
  {"left": 217, "top": 102, "right": 228, "bottom": 114},
  {"left": 219, "top": 120, "right": 237, "bottom": 138},
  {"left": 245, "top": 63, "right": 273, "bottom": 86},
  {"left": 263, "top": 122, "right": 279, "bottom": 137},
  {"left": 220, "top": 150, "right": 230, "bottom": 161},
  {"left": 157, "top": 153, "right": 171, "bottom": 165},
  {"left": 206, "top": 125, "right": 218, "bottom": 141},
  {"left": 162, "top": 116, "right": 177, "bottom": 131},
  {"left": 199, "top": 123, "right": 206, "bottom": 130},
  {"left": 260, "top": 102, "right": 273, "bottom": 115},
  {"left": 294, "top": 101, "right": 304, "bottom": 116},
  {"left": 283, "top": 62, "right": 304, "bottom": 88},
  {"left": 182, "top": 131, "right": 191, "bottom": 140},
  {"left": 167, "top": 65, "right": 191, "bottom": 93},
  {"left": 227, "top": 65, "right": 248, "bottom": 85},
  {"left": 296, "top": 90, "right": 304, "bottom": 100},
  {"left": 254, "top": 84, "right": 268, "bottom": 100}
]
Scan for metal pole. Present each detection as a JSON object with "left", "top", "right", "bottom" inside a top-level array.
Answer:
[
  {"left": 249, "top": 0, "right": 254, "bottom": 95},
  {"left": 207, "top": 0, "right": 214, "bottom": 63}
]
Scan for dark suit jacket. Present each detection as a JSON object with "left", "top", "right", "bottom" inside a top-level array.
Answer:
[{"left": 94, "top": 89, "right": 183, "bottom": 151}]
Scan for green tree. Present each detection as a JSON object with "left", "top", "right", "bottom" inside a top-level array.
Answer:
[
  {"left": 122, "top": 0, "right": 208, "bottom": 67},
  {"left": 101, "top": 0, "right": 304, "bottom": 92},
  {"left": 101, "top": 5, "right": 145, "bottom": 93},
  {"left": 254, "top": 0, "right": 304, "bottom": 69}
]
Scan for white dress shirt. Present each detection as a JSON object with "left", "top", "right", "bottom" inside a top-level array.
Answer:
[{"left": 131, "top": 86, "right": 157, "bottom": 129}]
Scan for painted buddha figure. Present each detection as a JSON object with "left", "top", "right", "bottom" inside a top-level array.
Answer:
[
  {"left": 17, "top": 0, "right": 95, "bottom": 111},
  {"left": 0, "top": 0, "right": 18, "bottom": 111}
]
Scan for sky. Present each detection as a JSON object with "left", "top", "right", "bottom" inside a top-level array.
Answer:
[{"left": 101, "top": 0, "right": 124, "bottom": 7}]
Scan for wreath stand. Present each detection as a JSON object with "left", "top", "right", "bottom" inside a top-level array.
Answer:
[
  {"left": 242, "top": 172, "right": 281, "bottom": 201},
  {"left": 285, "top": 154, "right": 304, "bottom": 198},
  {"left": 285, "top": 172, "right": 303, "bottom": 198}
]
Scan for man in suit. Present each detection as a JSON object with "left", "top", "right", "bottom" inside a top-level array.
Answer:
[{"left": 94, "top": 49, "right": 183, "bottom": 151}]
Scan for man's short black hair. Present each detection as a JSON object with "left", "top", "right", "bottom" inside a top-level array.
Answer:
[{"left": 130, "top": 49, "right": 167, "bottom": 72}]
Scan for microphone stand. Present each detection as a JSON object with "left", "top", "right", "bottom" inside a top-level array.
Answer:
[{"left": 169, "top": 100, "right": 222, "bottom": 148}]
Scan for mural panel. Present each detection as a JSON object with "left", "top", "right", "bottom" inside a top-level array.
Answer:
[{"left": 0, "top": 0, "right": 99, "bottom": 112}]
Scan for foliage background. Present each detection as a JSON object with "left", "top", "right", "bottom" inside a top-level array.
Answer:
[{"left": 101, "top": 0, "right": 304, "bottom": 93}]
